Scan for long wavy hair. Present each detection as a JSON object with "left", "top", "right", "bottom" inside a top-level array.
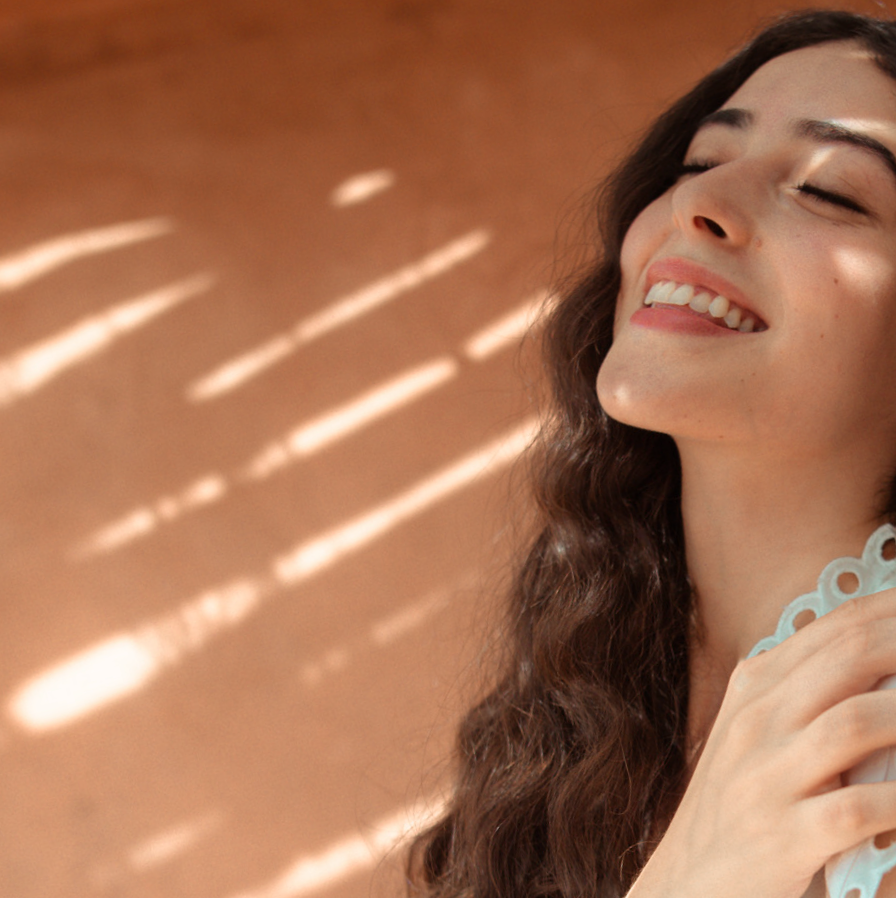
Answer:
[{"left": 407, "top": 10, "right": 896, "bottom": 898}]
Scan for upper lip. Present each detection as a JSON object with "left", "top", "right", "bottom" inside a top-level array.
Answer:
[{"left": 645, "top": 257, "right": 767, "bottom": 327}]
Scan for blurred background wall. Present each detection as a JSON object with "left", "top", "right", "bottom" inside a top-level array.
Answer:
[{"left": 0, "top": 0, "right": 883, "bottom": 895}]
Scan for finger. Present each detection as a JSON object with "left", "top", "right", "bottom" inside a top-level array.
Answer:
[
  {"left": 777, "top": 616, "right": 896, "bottom": 725},
  {"left": 801, "top": 780, "right": 896, "bottom": 863},
  {"left": 755, "top": 586, "right": 896, "bottom": 676},
  {"left": 797, "top": 690, "right": 896, "bottom": 792},
  {"left": 722, "top": 612, "right": 896, "bottom": 736}
]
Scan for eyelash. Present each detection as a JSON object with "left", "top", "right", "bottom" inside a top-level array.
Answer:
[{"left": 678, "top": 159, "right": 869, "bottom": 215}]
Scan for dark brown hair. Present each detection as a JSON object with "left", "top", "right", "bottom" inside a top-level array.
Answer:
[{"left": 408, "top": 10, "right": 896, "bottom": 898}]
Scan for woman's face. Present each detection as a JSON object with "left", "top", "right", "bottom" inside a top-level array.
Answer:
[{"left": 597, "top": 42, "right": 896, "bottom": 460}]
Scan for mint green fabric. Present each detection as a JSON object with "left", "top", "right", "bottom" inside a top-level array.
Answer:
[{"left": 747, "top": 524, "right": 896, "bottom": 898}]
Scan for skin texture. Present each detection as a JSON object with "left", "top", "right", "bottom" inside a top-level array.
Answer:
[{"left": 597, "top": 43, "right": 896, "bottom": 898}]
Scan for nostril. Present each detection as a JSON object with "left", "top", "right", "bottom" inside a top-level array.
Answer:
[{"left": 698, "top": 216, "right": 727, "bottom": 238}]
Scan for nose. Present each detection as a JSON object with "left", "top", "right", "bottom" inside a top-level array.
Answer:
[{"left": 670, "top": 164, "right": 756, "bottom": 247}]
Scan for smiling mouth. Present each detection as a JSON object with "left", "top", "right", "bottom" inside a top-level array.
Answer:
[{"left": 644, "top": 280, "right": 767, "bottom": 332}]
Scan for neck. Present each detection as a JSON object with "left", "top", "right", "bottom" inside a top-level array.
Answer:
[{"left": 678, "top": 438, "right": 891, "bottom": 747}]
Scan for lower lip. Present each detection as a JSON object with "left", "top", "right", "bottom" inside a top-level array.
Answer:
[{"left": 630, "top": 305, "right": 739, "bottom": 336}]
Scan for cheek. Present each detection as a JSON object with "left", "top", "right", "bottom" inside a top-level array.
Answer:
[
  {"left": 619, "top": 198, "right": 669, "bottom": 275},
  {"left": 788, "top": 241, "right": 896, "bottom": 344},
  {"left": 828, "top": 244, "right": 896, "bottom": 308},
  {"left": 615, "top": 198, "right": 671, "bottom": 334},
  {"left": 774, "top": 243, "right": 896, "bottom": 417}
]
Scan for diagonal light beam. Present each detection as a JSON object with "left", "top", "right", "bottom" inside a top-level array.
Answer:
[
  {"left": 0, "top": 218, "right": 173, "bottom": 291},
  {"left": 7, "top": 577, "right": 268, "bottom": 732},
  {"left": 273, "top": 417, "right": 537, "bottom": 585},
  {"left": 127, "top": 811, "right": 225, "bottom": 872},
  {"left": 186, "top": 230, "right": 491, "bottom": 402},
  {"left": 243, "top": 356, "right": 458, "bottom": 479},
  {"left": 226, "top": 798, "right": 446, "bottom": 898},
  {"left": 73, "top": 474, "right": 229, "bottom": 558},
  {"left": 462, "top": 290, "right": 550, "bottom": 360},
  {"left": 15, "top": 420, "right": 535, "bottom": 733},
  {"left": 73, "top": 292, "right": 549, "bottom": 560},
  {"left": 0, "top": 272, "right": 213, "bottom": 405},
  {"left": 74, "top": 358, "right": 457, "bottom": 558},
  {"left": 330, "top": 169, "right": 396, "bottom": 207}
]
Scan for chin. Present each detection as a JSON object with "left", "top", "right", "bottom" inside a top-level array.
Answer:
[
  {"left": 596, "top": 350, "right": 668, "bottom": 430},
  {"left": 596, "top": 353, "right": 734, "bottom": 440},
  {"left": 598, "top": 392, "right": 672, "bottom": 434}
]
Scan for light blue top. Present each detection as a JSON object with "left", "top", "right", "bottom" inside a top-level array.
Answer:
[{"left": 747, "top": 523, "right": 896, "bottom": 898}]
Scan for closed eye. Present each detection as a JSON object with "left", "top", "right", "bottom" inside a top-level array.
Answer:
[
  {"left": 795, "top": 182, "right": 867, "bottom": 214},
  {"left": 679, "top": 159, "right": 869, "bottom": 216},
  {"left": 678, "top": 160, "right": 717, "bottom": 176}
]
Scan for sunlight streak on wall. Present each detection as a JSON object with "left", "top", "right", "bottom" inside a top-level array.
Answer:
[
  {"left": 128, "top": 811, "right": 225, "bottom": 872},
  {"left": 226, "top": 798, "right": 446, "bottom": 898},
  {"left": 369, "top": 587, "right": 452, "bottom": 646},
  {"left": 8, "top": 578, "right": 267, "bottom": 732},
  {"left": 243, "top": 357, "right": 458, "bottom": 479},
  {"left": 73, "top": 474, "right": 228, "bottom": 558},
  {"left": 75, "top": 358, "right": 456, "bottom": 557},
  {"left": 89, "top": 810, "right": 227, "bottom": 889},
  {"left": 462, "top": 290, "right": 550, "bottom": 360},
  {"left": 134, "top": 578, "right": 268, "bottom": 668},
  {"left": 186, "top": 230, "right": 490, "bottom": 401},
  {"left": 273, "top": 417, "right": 537, "bottom": 585},
  {"left": 8, "top": 634, "right": 158, "bottom": 732},
  {"left": 0, "top": 272, "right": 213, "bottom": 405},
  {"left": 330, "top": 169, "right": 396, "bottom": 207},
  {"left": 157, "top": 475, "right": 229, "bottom": 520},
  {"left": 76, "top": 508, "right": 157, "bottom": 556},
  {"left": 73, "top": 291, "right": 549, "bottom": 560},
  {"left": 0, "top": 217, "right": 173, "bottom": 291},
  {"left": 288, "top": 229, "right": 491, "bottom": 343},
  {"left": 25, "top": 423, "right": 532, "bottom": 731},
  {"left": 299, "top": 647, "right": 351, "bottom": 687},
  {"left": 298, "top": 577, "right": 470, "bottom": 687}
]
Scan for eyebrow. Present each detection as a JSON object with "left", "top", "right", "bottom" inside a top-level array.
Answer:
[
  {"left": 694, "top": 106, "right": 896, "bottom": 184},
  {"left": 696, "top": 107, "right": 753, "bottom": 131},
  {"left": 796, "top": 119, "right": 896, "bottom": 182}
]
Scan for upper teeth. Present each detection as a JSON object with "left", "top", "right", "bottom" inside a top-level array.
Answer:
[{"left": 644, "top": 280, "right": 756, "bottom": 332}]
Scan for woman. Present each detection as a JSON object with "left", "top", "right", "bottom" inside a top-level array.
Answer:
[{"left": 408, "top": 10, "right": 896, "bottom": 898}]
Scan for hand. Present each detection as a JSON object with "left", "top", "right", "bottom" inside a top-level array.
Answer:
[{"left": 627, "top": 588, "right": 896, "bottom": 898}]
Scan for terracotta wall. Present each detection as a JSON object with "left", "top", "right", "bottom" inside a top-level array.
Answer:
[
  {"left": 0, "top": 0, "right": 220, "bottom": 79},
  {"left": 0, "top": 1, "right": 885, "bottom": 897}
]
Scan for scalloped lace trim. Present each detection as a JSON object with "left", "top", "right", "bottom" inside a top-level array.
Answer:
[{"left": 746, "top": 524, "right": 896, "bottom": 898}]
